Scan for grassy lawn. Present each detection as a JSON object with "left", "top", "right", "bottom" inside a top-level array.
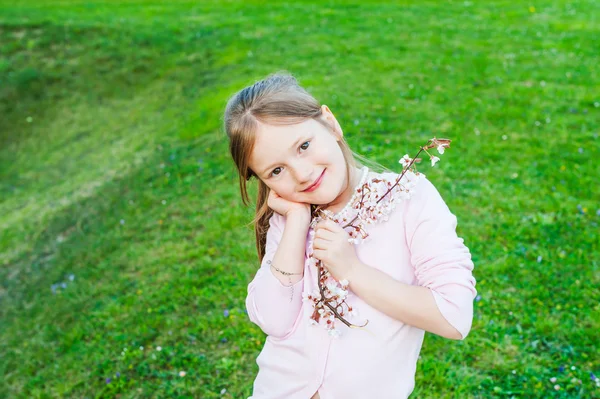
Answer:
[{"left": 1, "top": 0, "right": 599, "bottom": 397}]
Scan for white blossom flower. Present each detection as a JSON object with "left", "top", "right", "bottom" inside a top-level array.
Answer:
[
  {"left": 430, "top": 156, "right": 440, "bottom": 166},
  {"left": 179, "top": 371, "right": 186, "bottom": 377},
  {"left": 326, "top": 282, "right": 338, "bottom": 292},
  {"left": 437, "top": 144, "right": 445, "bottom": 154},
  {"left": 399, "top": 154, "right": 412, "bottom": 168}
]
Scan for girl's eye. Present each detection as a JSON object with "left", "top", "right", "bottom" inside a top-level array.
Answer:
[
  {"left": 271, "top": 167, "right": 282, "bottom": 176},
  {"left": 300, "top": 141, "right": 310, "bottom": 151}
]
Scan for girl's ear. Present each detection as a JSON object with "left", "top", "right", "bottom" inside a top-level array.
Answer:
[{"left": 321, "top": 104, "right": 344, "bottom": 141}]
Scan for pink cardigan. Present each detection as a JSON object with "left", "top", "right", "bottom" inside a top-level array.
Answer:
[{"left": 246, "top": 172, "right": 477, "bottom": 399}]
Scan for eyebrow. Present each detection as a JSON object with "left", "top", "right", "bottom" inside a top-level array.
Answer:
[{"left": 260, "top": 136, "right": 306, "bottom": 176}]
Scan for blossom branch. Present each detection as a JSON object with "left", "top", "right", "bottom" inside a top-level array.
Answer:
[{"left": 307, "top": 137, "right": 451, "bottom": 334}]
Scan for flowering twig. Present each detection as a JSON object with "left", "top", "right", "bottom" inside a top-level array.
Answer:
[{"left": 307, "top": 137, "right": 452, "bottom": 335}]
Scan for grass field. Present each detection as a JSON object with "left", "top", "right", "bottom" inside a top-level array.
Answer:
[{"left": 1, "top": 1, "right": 599, "bottom": 398}]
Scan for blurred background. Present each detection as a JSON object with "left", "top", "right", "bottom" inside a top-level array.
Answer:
[{"left": 1, "top": 1, "right": 598, "bottom": 398}]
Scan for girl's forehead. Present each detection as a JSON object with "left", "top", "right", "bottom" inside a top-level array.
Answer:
[
  {"left": 249, "top": 119, "right": 321, "bottom": 168},
  {"left": 257, "top": 118, "right": 314, "bottom": 137},
  {"left": 254, "top": 119, "right": 315, "bottom": 147}
]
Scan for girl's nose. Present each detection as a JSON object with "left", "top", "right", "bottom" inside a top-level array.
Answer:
[{"left": 292, "top": 163, "right": 313, "bottom": 185}]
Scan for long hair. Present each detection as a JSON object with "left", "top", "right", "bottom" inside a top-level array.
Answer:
[{"left": 222, "top": 71, "right": 385, "bottom": 261}]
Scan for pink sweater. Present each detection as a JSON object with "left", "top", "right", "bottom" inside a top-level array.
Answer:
[{"left": 246, "top": 171, "right": 477, "bottom": 399}]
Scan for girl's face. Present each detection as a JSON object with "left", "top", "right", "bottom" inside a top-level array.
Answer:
[{"left": 248, "top": 105, "right": 352, "bottom": 209}]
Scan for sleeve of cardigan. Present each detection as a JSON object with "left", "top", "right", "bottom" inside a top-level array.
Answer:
[
  {"left": 245, "top": 212, "right": 305, "bottom": 339},
  {"left": 404, "top": 175, "right": 477, "bottom": 339}
]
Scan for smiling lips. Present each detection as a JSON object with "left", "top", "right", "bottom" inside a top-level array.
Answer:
[{"left": 303, "top": 169, "right": 326, "bottom": 192}]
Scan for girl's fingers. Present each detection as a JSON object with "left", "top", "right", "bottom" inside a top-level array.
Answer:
[
  {"left": 314, "top": 229, "right": 335, "bottom": 241},
  {"left": 313, "top": 238, "right": 323, "bottom": 250},
  {"left": 312, "top": 248, "right": 325, "bottom": 260},
  {"left": 312, "top": 238, "right": 330, "bottom": 250},
  {"left": 316, "top": 219, "right": 343, "bottom": 233}
]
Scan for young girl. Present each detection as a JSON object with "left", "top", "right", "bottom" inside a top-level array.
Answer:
[{"left": 223, "top": 72, "right": 477, "bottom": 399}]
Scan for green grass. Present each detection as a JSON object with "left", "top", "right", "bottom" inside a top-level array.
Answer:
[{"left": 1, "top": 1, "right": 599, "bottom": 397}]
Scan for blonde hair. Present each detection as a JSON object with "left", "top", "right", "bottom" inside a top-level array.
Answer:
[{"left": 223, "top": 71, "right": 386, "bottom": 261}]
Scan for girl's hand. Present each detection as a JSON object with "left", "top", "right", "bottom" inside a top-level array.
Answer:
[
  {"left": 312, "top": 219, "right": 361, "bottom": 281},
  {"left": 267, "top": 190, "right": 311, "bottom": 221}
]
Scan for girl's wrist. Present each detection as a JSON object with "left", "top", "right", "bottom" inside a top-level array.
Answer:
[
  {"left": 286, "top": 209, "right": 311, "bottom": 225},
  {"left": 346, "top": 259, "right": 366, "bottom": 289}
]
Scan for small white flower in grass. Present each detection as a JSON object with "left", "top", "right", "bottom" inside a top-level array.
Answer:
[
  {"left": 179, "top": 371, "right": 186, "bottom": 377},
  {"left": 220, "top": 388, "right": 227, "bottom": 395},
  {"left": 437, "top": 145, "right": 445, "bottom": 154},
  {"left": 156, "top": 346, "right": 162, "bottom": 351},
  {"left": 550, "top": 377, "right": 557, "bottom": 383},
  {"left": 554, "top": 384, "right": 560, "bottom": 390},
  {"left": 139, "top": 346, "right": 144, "bottom": 350},
  {"left": 430, "top": 156, "right": 440, "bottom": 167},
  {"left": 571, "top": 366, "right": 576, "bottom": 370},
  {"left": 399, "top": 154, "right": 412, "bottom": 168}
]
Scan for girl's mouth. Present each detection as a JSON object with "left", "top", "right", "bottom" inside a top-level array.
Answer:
[{"left": 303, "top": 169, "right": 326, "bottom": 192}]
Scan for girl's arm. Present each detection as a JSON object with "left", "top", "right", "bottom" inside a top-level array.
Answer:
[
  {"left": 245, "top": 212, "right": 309, "bottom": 339},
  {"left": 348, "top": 177, "right": 477, "bottom": 340}
]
